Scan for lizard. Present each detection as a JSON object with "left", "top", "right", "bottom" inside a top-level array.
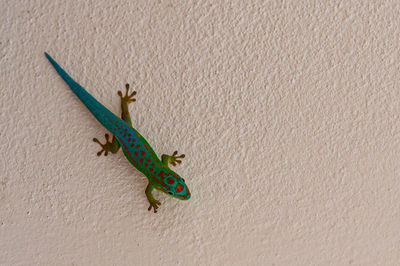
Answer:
[{"left": 45, "top": 53, "right": 190, "bottom": 213}]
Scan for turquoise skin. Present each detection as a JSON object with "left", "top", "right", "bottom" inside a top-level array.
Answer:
[{"left": 45, "top": 53, "right": 190, "bottom": 213}]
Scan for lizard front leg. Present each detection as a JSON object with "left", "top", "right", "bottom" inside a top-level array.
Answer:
[
  {"left": 161, "top": 151, "right": 185, "bottom": 167},
  {"left": 145, "top": 182, "right": 161, "bottom": 213}
]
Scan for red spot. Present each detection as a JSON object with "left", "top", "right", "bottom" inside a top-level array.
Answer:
[
  {"left": 139, "top": 158, "right": 143, "bottom": 162},
  {"left": 157, "top": 171, "right": 165, "bottom": 179},
  {"left": 153, "top": 178, "right": 170, "bottom": 190},
  {"left": 131, "top": 144, "right": 134, "bottom": 147},
  {"left": 144, "top": 163, "right": 148, "bottom": 167},
  {"left": 175, "top": 184, "right": 184, "bottom": 193},
  {"left": 151, "top": 163, "right": 155, "bottom": 166},
  {"left": 136, "top": 144, "right": 141, "bottom": 148},
  {"left": 149, "top": 168, "right": 153, "bottom": 171},
  {"left": 109, "top": 119, "right": 111, "bottom": 122},
  {"left": 123, "top": 134, "right": 126, "bottom": 137},
  {"left": 113, "top": 128, "right": 116, "bottom": 130},
  {"left": 167, "top": 178, "right": 174, "bottom": 184},
  {"left": 134, "top": 151, "right": 138, "bottom": 156},
  {"left": 118, "top": 128, "right": 120, "bottom": 130},
  {"left": 146, "top": 158, "right": 151, "bottom": 162},
  {"left": 132, "top": 138, "right": 136, "bottom": 142},
  {"left": 140, "top": 151, "right": 145, "bottom": 156},
  {"left": 128, "top": 138, "right": 130, "bottom": 141},
  {"left": 128, "top": 133, "right": 131, "bottom": 136},
  {"left": 165, "top": 173, "right": 169, "bottom": 176},
  {"left": 120, "top": 131, "right": 123, "bottom": 134},
  {"left": 124, "top": 129, "right": 127, "bottom": 131}
]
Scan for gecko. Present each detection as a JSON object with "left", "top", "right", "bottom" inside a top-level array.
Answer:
[{"left": 45, "top": 53, "right": 190, "bottom": 213}]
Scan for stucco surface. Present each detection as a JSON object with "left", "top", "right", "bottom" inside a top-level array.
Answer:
[{"left": 1, "top": 0, "right": 399, "bottom": 265}]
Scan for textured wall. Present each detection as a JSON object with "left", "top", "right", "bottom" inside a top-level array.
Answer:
[{"left": 1, "top": 0, "right": 399, "bottom": 265}]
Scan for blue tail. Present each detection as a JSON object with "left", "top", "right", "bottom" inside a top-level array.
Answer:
[{"left": 45, "top": 52, "right": 129, "bottom": 135}]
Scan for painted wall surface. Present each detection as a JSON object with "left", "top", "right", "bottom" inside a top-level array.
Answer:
[{"left": 1, "top": 1, "right": 399, "bottom": 265}]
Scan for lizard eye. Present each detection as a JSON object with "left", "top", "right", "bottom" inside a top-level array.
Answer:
[
  {"left": 182, "top": 178, "right": 185, "bottom": 183},
  {"left": 168, "top": 192, "right": 173, "bottom": 195}
]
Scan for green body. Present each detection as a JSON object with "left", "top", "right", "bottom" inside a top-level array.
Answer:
[{"left": 45, "top": 53, "right": 190, "bottom": 212}]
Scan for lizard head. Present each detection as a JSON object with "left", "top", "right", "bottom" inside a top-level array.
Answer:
[
  {"left": 153, "top": 170, "right": 191, "bottom": 200},
  {"left": 166, "top": 174, "right": 191, "bottom": 200}
]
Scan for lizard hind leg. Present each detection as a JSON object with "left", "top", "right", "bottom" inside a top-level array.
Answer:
[
  {"left": 93, "top": 133, "right": 120, "bottom": 156},
  {"left": 92, "top": 84, "right": 135, "bottom": 156},
  {"left": 118, "top": 83, "right": 137, "bottom": 104},
  {"left": 118, "top": 83, "right": 136, "bottom": 126}
]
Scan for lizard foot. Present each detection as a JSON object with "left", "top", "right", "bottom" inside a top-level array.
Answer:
[
  {"left": 93, "top": 133, "right": 113, "bottom": 156},
  {"left": 118, "top": 83, "right": 136, "bottom": 104},
  {"left": 148, "top": 199, "right": 161, "bottom": 213},
  {"left": 169, "top": 151, "right": 185, "bottom": 166}
]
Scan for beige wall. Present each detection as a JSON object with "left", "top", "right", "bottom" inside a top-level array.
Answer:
[{"left": 1, "top": 0, "right": 399, "bottom": 265}]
